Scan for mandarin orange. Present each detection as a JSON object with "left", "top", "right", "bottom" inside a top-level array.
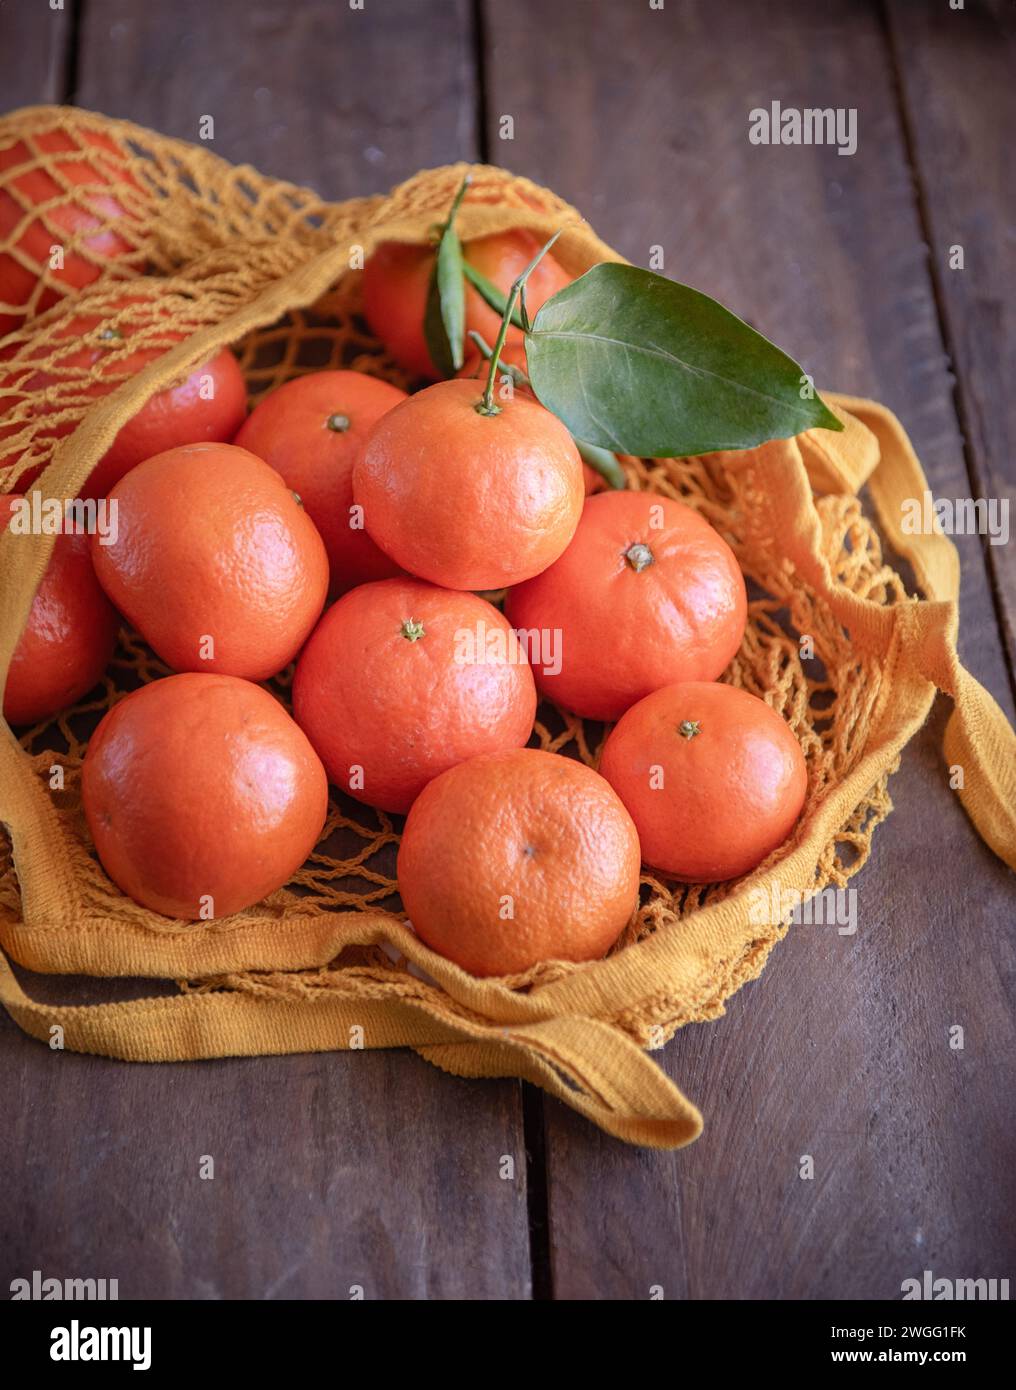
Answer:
[
  {"left": 91, "top": 442, "right": 328, "bottom": 680},
  {"left": 599, "top": 681, "right": 807, "bottom": 881},
  {"left": 234, "top": 370, "right": 407, "bottom": 595},
  {"left": 292, "top": 576, "right": 537, "bottom": 813},
  {"left": 362, "top": 230, "right": 572, "bottom": 380},
  {"left": 82, "top": 673, "right": 328, "bottom": 919},
  {"left": 398, "top": 747, "right": 641, "bottom": 977},
  {"left": 354, "top": 378, "right": 583, "bottom": 591},
  {"left": 1, "top": 494, "right": 119, "bottom": 725},
  {"left": 0, "top": 128, "right": 143, "bottom": 335},
  {"left": 505, "top": 490, "right": 746, "bottom": 721}
]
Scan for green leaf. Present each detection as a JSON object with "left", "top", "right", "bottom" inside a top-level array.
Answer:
[
  {"left": 423, "top": 262, "right": 456, "bottom": 379},
  {"left": 421, "top": 176, "right": 472, "bottom": 377},
  {"left": 525, "top": 263, "right": 843, "bottom": 457},
  {"left": 466, "top": 328, "right": 627, "bottom": 488},
  {"left": 438, "top": 226, "right": 467, "bottom": 371},
  {"left": 462, "top": 260, "right": 524, "bottom": 330}
]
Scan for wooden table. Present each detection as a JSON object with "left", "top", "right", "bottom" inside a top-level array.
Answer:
[{"left": 1, "top": 0, "right": 1013, "bottom": 1300}]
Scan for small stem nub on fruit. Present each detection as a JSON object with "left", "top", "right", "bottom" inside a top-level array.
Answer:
[
  {"left": 401, "top": 618, "right": 425, "bottom": 642},
  {"left": 476, "top": 227, "right": 565, "bottom": 418},
  {"left": 291, "top": 491, "right": 303, "bottom": 508},
  {"left": 326, "top": 413, "right": 351, "bottom": 432},
  {"left": 678, "top": 720, "right": 701, "bottom": 740},
  {"left": 625, "top": 542, "right": 654, "bottom": 572}
]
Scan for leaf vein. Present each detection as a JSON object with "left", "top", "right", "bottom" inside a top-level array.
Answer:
[{"left": 534, "top": 330, "right": 816, "bottom": 420}]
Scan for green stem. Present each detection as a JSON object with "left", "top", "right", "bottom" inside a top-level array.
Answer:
[
  {"left": 477, "top": 229, "right": 564, "bottom": 417},
  {"left": 575, "top": 438, "right": 627, "bottom": 490},
  {"left": 467, "top": 330, "right": 528, "bottom": 386},
  {"left": 468, "top": 330, "right": 627, "bottom": 490},
  {"left": 462, "top": 261, "right": 525, "bottom": 330},
  {"left": 478, "top": 291, "right": 520, "bottom": 416}
]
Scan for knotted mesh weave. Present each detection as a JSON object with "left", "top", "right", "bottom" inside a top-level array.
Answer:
[{"left": 1, "top": 106, "right": 1011, "bottom": 1147}]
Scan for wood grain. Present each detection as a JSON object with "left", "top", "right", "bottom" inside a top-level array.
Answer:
[
  {"left": 1, "top": 0, "right": 1013, "bottom": 1303},
  {"left": 0, "top": 0, "right": 533, "bottom": 1302},
  {"left": 0, "top": 969, "right": 530, "bottom": 1299},
  {"left": 0, "top": 0, "right": 72, "bottom": 110},
  {"left": 886, "top": 0, "right": 1016, "bottom": 677},
  {"left": 74, "top": 0, "right": 478, "bottom": 196},
  {"left": 482, "top": 0, "right": 1016, "bottom": 1299}
]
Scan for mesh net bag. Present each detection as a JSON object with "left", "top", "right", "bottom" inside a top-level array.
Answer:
[{"left": 1, "top": 106, "right": 1014, "bottom": 1148}]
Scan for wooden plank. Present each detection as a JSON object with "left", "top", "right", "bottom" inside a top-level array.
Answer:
[
  {"left": 484, "top": 0, "right": 1016, "bottom": 1298},
  {"left": 75, "top": 0, "right": 478, "bottom": 195},
  {"left": 0, "top": 969, "right": 530, "bottom": 1299},
  {"left": 0, "top": 0, "right": 534, "bottom": 1301},
  {"left": 886, "top": 0, "right": 1016, "bottom": 675},
  {"left": 0, "top": 0, "right": 73, "bottom": 109}
]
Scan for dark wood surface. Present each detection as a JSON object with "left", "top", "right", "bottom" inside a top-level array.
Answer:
[
  {"left": 484, "top": 0, "right": 1016, "bottom": 1300},
  {"left": 1, "top": 0, "right": 1013, "bottom": 1301},
  {"left": 886, "top": 0, "right": 1016, "bottom": 669}
]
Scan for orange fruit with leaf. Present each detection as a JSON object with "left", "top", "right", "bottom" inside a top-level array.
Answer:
[
  {"left": 362, "top": 229, "right": 571, "bottom": 381},
  {"left": 456, "top": 350, "right": 615, "bottom": 495},
  {"left": 354, "top": 378, "right": 584, "bottom": 591}
]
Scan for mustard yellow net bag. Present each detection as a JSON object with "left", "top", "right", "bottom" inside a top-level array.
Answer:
[{"left": 1, "top": 106, "right": 1014, "bottom": 1148}]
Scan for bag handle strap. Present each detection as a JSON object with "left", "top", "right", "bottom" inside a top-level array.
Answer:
[
  {"left": 808, "top": 395, "right": 1016, "bottom": 870},
  {"left": 0, "top": 940, "right": 702, "bottom": 1149}
]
